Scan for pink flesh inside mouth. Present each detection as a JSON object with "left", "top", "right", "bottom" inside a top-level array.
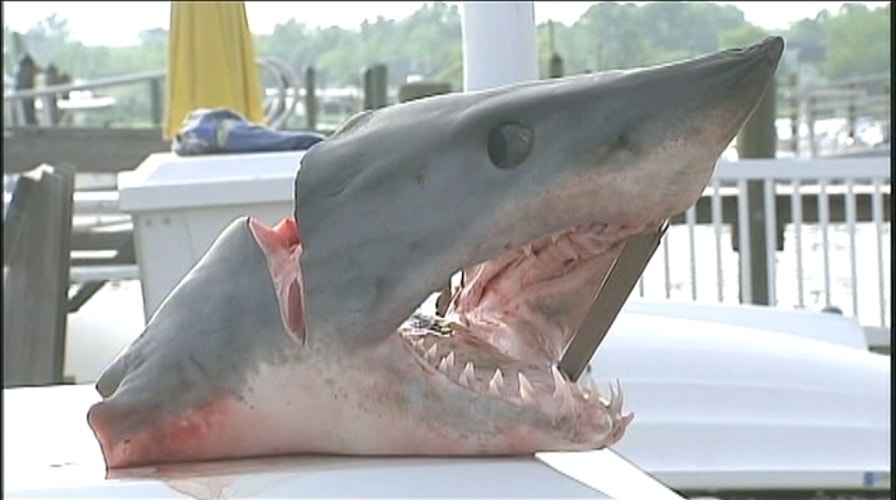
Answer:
[{"left": 265, "top": 216, "right": 652, "bottom": 445}]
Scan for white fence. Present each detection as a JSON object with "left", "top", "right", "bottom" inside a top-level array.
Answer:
[{"left": 636, "top": 157, "right": 891, "bottom": 348}]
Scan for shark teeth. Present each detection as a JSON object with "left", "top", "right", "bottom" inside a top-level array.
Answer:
[
  {"left": 551, "top": 365, "right": 575, "bottom": 414},
  {"left": 424, "top": 344, "right": 438, "bottom": 362},
  {"left": 437, "top": 352, "right": 455, "bottom": 373},
  {"left": 406, "top": 334, "right": 620, "bottom": 418},
  {"left": 458, "top": 362, "right": 475, "bottom": 387},
  {"left": 607, "top": 379, "right": 624, "bottom": 414},
  {"left": 580, "top": 374, "right": 597, "bottom": 400},
  {"left": 487, "top": 368, "right": 504, "bottom": 397},
  {"left": 518, "top": 372, "right": 537, "bottom": 406}
]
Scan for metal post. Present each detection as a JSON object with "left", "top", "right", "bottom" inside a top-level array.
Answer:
[
  {"left": 461, "top": 2, "right": 537, "bottom": 91},
  {"left": 735, "top": 79, "right": 777, "bottom": 305},
  {"left": 304, "top": 66, "right": 317, "bottom": 131}
]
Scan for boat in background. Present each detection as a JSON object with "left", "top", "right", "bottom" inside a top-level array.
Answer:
[{"left": 593, "top": 300, "right": 890, "bottom": 495}]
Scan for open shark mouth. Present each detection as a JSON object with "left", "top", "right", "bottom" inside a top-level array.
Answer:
[
  {"left": 257, "top": 215, "right": 658, "bottom": 449},
  {"left": 393, "top": 220, "right": 656, "bottom": 441}
]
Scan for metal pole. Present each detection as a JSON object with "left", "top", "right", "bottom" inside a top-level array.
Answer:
[{"left": 461, "top": 2, "right": 538, "bottom": 91}]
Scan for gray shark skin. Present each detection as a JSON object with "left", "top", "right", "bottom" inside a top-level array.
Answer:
[{"left": 88, "top": 37, "right": 784, "bottom": 468}]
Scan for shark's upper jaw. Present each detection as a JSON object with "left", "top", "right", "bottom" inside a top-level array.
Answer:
[{"left": 295, "top": 37, "right": 784, "bottom": 357}]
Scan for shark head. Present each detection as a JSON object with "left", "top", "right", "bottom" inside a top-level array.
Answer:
[
  {"left": 296, "top": 37, "right": 784, "bottom": 347},
  {"left": 88, "top": 37, "right": 784, "bottom": 468}
]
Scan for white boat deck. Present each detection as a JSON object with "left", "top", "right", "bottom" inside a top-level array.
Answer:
[{"left": 2, "top": 384, "right": 681, "bottom": 499}]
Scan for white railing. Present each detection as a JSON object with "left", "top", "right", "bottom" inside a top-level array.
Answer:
[{"left": 637, "top": 157, "right": 891, "bottom": 348}]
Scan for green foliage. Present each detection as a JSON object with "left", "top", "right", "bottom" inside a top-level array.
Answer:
[
  {"left": 4, "top": 2, "right": 890, "bottom": 127},
  {"left": 250, "top": 2, "right": 462, "bottom": 89},
  {"left": 719, "top": 24, "right": 769, "bottom": 50},
  {"left": 823, "top": 3, "right": 891, "bottom": 79}
]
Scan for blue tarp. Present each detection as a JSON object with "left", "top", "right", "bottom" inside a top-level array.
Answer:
[{"left": 172, "top": 108, "right": 326, "bottom": 156}]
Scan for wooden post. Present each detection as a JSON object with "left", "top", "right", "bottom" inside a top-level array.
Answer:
[
  {"left": 788, "top": 73, "right": 799, "bottom": 155},
  {"left": 549, "top": 54, "right": 564, "bottom": 79},
  {"left": 3, "top": 164, "right": 75, "bottom": 387},
  {"left": 305, "top": 66, "right": 318, "bottom": 131},
  {"left": 735, "top": 79, "right": 777, "bottom": 305},
  {"left": 149, "top": 78, "right": 163, "bottom": 127},
  {"left": 884, "top": 83, "right": 891, "bottom": 144},
  {"left": 548, "top": 21, "right": 564, "bottom": 79},
  {"left": 44, "top": 64, "right": 61, "bottom": 125},
  {"left": 14, "top": 54, "right": 38, "bottom": 126},
  {"left": 846, "top": 83, "right": 857, "bottom": 143},
  {"left": 398, "top": 82, "right": 452, "bottom": 103},
  {"left": 806, "top": 96, "right": 817, "bottom": 157},
  {"left": 362, "top": 64, "right": 388, "bottom": 110}
]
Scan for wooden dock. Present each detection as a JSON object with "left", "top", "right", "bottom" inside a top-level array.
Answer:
[
  {"left": 3, "top": 127, "right": 168, "bottom": 174},
  {"left": 2, "top": 127, "right": 164, "bottom": 387}
]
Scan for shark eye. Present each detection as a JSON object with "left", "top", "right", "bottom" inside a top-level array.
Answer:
[{"left": 488, "top": 122, "right": 533, "bottom": 169}]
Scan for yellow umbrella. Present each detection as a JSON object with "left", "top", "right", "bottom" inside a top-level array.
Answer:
[{"left": 164, "top": 1, "right": 265, "bottom": 139}]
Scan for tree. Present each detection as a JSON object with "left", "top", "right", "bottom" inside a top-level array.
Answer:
[
  {"left": 719, "top": 24, "right": 769, "bottom": 49},
  {"left": 23, "top": 14, "right": 71, "bottom": 63},
  {"left": 823, "top": 3, "right": 891, "bottom": 79},
  {"left": 6, "top": 2, "right": 889, "bottom": 128}
]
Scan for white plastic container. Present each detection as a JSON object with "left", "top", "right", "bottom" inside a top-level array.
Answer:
[{"left": 118, "top": 151, "right": 302, "bottom": 320}]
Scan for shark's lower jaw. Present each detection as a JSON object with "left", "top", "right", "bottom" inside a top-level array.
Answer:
[
  {"left": 397, "top": 317, "right": 633, "bottom": 447},
  {"left": 392, "top": 219, "right": 654, "bottom": 447}
]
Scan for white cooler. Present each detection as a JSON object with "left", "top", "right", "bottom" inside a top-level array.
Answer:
[{"left": 118, "top": 151, "right": 302, "bottom": 320}]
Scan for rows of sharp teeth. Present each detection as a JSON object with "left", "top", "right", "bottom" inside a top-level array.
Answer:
[
  {"left": 521, "top": 231, "right": 569, "bottom": 258},
  {"left": 406, "top": 334, "right": 615, "bottom": 415}
]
